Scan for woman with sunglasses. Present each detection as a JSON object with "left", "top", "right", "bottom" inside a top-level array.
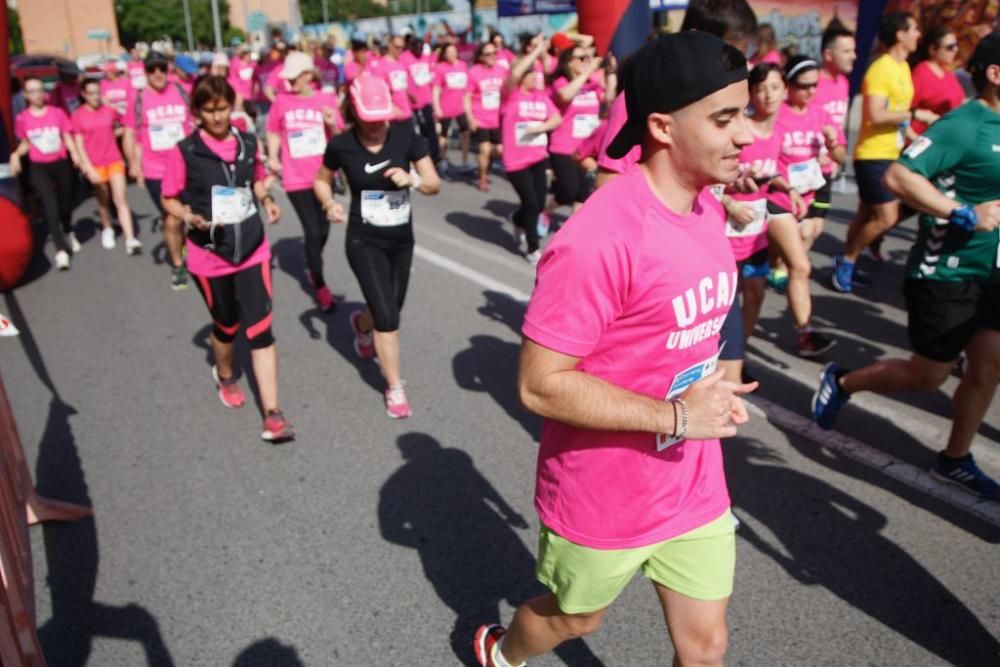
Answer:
[
  {"left": 466, "top": 42, "right": 507, "bottom": 191},
  {"left": 160, "top": 75, "right": 295, "bottom": 443},
  {"left": 432, "top": 43, "right": 471, "bottom": 175},
  {"left": 72, "top": 78, "right": 141, "bottom": 254},
  {"left": 909, "top": 25, "right": 964, "bottom": 138},
  {"left": 10, "top": 76, "right": 81, "bottom": 270}
]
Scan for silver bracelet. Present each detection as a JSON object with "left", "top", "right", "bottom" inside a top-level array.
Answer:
[{"left": 673, "top": 398, "right": 689, "bottom": 440}]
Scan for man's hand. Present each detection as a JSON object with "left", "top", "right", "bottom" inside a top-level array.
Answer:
[
  {"left": 974, "top": 200, "right": 1000, "bottom": 232},
  {"left": 681, "top": 370, "right": 758, "bottom": 440}
]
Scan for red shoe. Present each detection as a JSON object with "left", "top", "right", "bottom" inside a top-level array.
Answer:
[
  {"left": 315, "top": 285, "right": 336, "bottom": 312},
  {"left": 477, "top": 176, "right": 490, "bottom": 192},
  {"left": 473, "top": 624, "right": 507, "bottom": 667},
  {"left": 212, "top": 366, "right": 245, "bottom": 409},
  {"left": 384, "top": 383, "right": 411, "bottom": 419},
  {"left": 350, "top": 310, "right": 376, "bottom": 360},
  {"left": 261, "top": 409, "right": 296, "bottom": 443}
]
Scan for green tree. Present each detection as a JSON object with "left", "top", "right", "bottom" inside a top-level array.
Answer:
[
  {"left": 8, "top": 6, "right": 24, "bottom": 55},
  {"left": 114, "top": 0, "right": 236, "bottom": 49},
  {"left": 298, "top": 0, "right": 395, "bottom": 23}
]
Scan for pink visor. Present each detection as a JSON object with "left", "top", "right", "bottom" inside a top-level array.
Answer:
[{"left": 350, "top": 73, "right": 394, "bottom": 122}]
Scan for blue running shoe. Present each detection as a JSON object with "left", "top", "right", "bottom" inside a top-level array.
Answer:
[
  {"left": 812, "top": 362, "right": 849, "bottom": 429},
  {"left": 930, "top": 453, "right": 1000, "bottom": 500},
  {"left": 831, "top": 256, "right": 854, "bottom": 293}
]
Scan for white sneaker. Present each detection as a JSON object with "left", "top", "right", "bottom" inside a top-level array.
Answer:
[
  {"left": 0, "top": 314, "right": 19, "bottom": 337},
  {"left": 525, "top": 249, "right": 542, "bottom": 265},
  {"left": 101, "top": 227, "right": 116, "bottom": 249},
  {"left": 55, "top": 250, "right": 71, "bottom": 270},
  {"left": 125, "top": 237, "right": 143, "bottom": 255},
  {"left": 68, "top": 232, "right": 82, "bottom": 254}
]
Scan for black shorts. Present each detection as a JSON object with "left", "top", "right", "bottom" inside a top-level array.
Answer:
[
  {"left": 807, "top": 180, "right": 832, "bottom": 219},
  {"left": 192, "top": 260, "right": 275, "bottom": 350},
  {"left": 854, "top": 159, "right": 897, "bottom": 205},
  {"left": 439, "top": 115, "right": 469, "bottom": 136},
  {"left": 904, "top": 279, "right": 1000, "bottom": 362},
  {"left": 472, "top": 128, "right": 500, "bottom": 145},
  {"left": 738, "top": 246, "right": 770, "bottom": 279},
  {"left": 766, "top": 200, "right": 791, "bottom": 216},
  {"left": 718, "top": 295, "right": 744, "bottom": 362}
]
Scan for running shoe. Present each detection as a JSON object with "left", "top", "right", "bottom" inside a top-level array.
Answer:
[
  {"left": 473, "top": 624, "right": 508, "bottom": 667},
  {"left": 437, "top": 159, "right": 450, "bottom": 177},
  {"left": 812, "top": 362, "right": 849, "bottom": 430},
  {"left": 385, "top": 384, "right": 411, "bottom": 419},
  {"left": 797, "top": 331, "right": 836, "bottom": 358},
  {"left": 536, "top": 211, "right": 551, "bottom": 239},
  {"left": 930, "top": 453, "right": 1000, "bottom": 500},
  {"left": 315, "top": 285, "right": 336, "bottom": 312},
  {"left": 477, "top": 176, "right": 490, "bottom": 192},
  {"left": 54, "top": 250, "right": 71, "bottom": 271},
  {"left": 68, "top": 232, "right": 82, "bottom": 254},
  {"left": 461, "top": 160, "right": 477, "bottom": 174},
  {"left": 261, "top": 409, "right": 296, "bottom": 443},
  {"left": 866, "top": 236, "right": 886, "bottom": 263},
  {"left": 0, "top": 314, "right": 19, "bottom": 338},
  {"left": 125, "top": 237, "right": 143, "bottom": 255},
  {"left": 212, "top": 365, "right": 246, "bottom": 409},
  {"left": 525, "top": 249, "right": 542, "bottom": 266},
  {"left": 101, "top": 227, "right": 116, "bottom": 249},
  {"left": 350, "top": 310, "right": 376, "bottom": 360},
  {"left": 171, "top": 264, "right": 189, "bottom": 291},
  {"left": 831, "top": 256, "right": 854, "bottom": 293},
  {"left": 767, "top": 268, "right": 788, "bottom": 294}
]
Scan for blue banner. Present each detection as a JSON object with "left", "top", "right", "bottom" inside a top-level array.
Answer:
[{"left": 498, "top": 0, "right": 576, "bottom": 17}]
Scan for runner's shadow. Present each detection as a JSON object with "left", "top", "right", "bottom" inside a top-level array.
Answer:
[
  {"left": 477, "top": 289, "right": 526, "bottom": 336},
  {"left": 378, "top": 433, "right": 604, "bottom": 666},
  {"left": 299, "top": 299, "right": 384, "bottom": 394},
  {"left": 271, "top": 237, "right": 312, "bottom": 298},
  {"left": 727, "top": 438, "right": 1000, "bottom": 666},
  {"left": 3, "top": 292, "right": 176, "bottom": 666},
  {"left": 444, "top": 211, "right": 521, "bottom": 256},
  {"left": 232, "top": 637, "right": 304, "bottom": 666}
]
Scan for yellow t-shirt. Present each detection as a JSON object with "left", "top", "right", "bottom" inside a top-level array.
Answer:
[{"left": 854, "top": 53, "right": 915, "bottom": 160}]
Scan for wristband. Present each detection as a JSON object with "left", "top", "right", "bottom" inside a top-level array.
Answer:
[
  {"left": 949, "top": 204, "right": 978, "bottom": 232},
  {"left": 670, "top": 398, "right": 688, "bottom": 440}
]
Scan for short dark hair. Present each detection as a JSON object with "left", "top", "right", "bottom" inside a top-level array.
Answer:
[
  {"left": 784, "top": 54, "right": 819, "bottom": 84},
  {"left": 680, "top": 0, "right": 758, "bottom": 45},
  {"left": 80, "top": 77, "right": 101, "bottom": 93},
  {"left": 190, "top": 75, "right": 235, "bottom": 111},
  {"left": 822, "top": 20, "right": 855, "bottom": 53},
  {"left": 749, "top": 62, "right": 782, "bottom": 88},
  {"left": 878, "top": 12, "right": 913, "bottom": 48}
]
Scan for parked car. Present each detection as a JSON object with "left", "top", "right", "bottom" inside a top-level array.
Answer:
[{"left": 10, "top": 55, "right": 79, "bottom": 90}]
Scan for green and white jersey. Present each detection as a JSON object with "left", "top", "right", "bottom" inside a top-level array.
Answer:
[{"left": 899, "top": 100, "right": 1000, "bottom": 283}]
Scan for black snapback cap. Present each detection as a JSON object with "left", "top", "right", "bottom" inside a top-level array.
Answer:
[
  {"left": 969, "top": 31, "right": 1000, "bottom": 76},
  {"left": 606, "top": 31, "right": 748, "bottom": 159}
]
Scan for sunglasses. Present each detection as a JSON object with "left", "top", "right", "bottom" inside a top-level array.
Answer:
[
  {"left": 940, "top": 43, "right": 960, "bottom": 51},
  {"left": 571, "top": 53, "right": 591, "bottom": 61},
  {"left": 482, "top": 50, "right": 496, "bottom": 56},
  {"left": 145, "top": 63, "right": 168, "bottom": 74}
]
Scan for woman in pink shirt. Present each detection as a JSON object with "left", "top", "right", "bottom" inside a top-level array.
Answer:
[
  {"left": 909, "top": 26, "right": 965, "bottom": 137},
  {"left": 500, "top": 45, "right": 562, "bottom": 264},
  {"left": 160, "top": 75, "right": 295, "bottom": 443},
  {"left": 72, "top": 78, "right": 140, "bottom": 254},
  {"left": 432, "top": 43, "right": 471, "bottom": 174},
  {"left": 266, "top": 51, "right": 344, "bottom": 312},
  {"left": 10, "top": 76, "right": 81, "bottom": 270},
  {"left": 403, "top": 36, "right": 443, "bottom": 168},
  {"left": 466, "top": 42, "right": 507, "bottom": 191},
  {"left": 100, "top": 61, "right": 131, "bottom": 116}
]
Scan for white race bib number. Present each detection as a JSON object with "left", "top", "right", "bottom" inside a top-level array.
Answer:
[
  {"left": 389, "top": 70, "right": 408, "bottom": 91},
  {"left": 211, "top": 185, "right": 255, "bottom": 224},
  {"left": 287, "top": 126, "right": 326, "bottom": 159},
  {"left": 29, "top": 129, "right": 62, "bottom": 155},
  {"left": 656, "top": 346, "right": 723, "bottom": 451},
  {"left": 411, "top": 63, "right": 432, "bottom": 86},
  {"left": 445, "top": 72, "right": 467, "bottom": 89},
  {"left": 515, "top": 122, "right": 547, "bottom": 147},
  {"left": 0, "top": 163, "right": 11, "bottom": 179},
  {"left": 787, "top": 158, "right": 825, "bottom": 194},
  {"left": 361, "top": 189, "right": 411, "bottom": 227},
  {"left": 239, "top": 67, "right": 253, "bottom": 82},
  {"left": 149, "top": 122, "right": 185, "bottom": 151},
  {"left": 131, "top": 75, "right": 147, "bottom": 89},
  {"left": 481, "top": 89, "right": 500, "bottom": 110},
  {"left": 572, "top": 113, "right": 599, "bottom": 139},
  {"left": 725, "top": 199, "right": 768, "bottom": 238}
]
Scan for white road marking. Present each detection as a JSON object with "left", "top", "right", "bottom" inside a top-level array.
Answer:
[
  {"left": 414, "top": 244, "right": 532, "bottom": 303},
  {"left": 419, "top": 228, "right": 537, "bottom": 276}
]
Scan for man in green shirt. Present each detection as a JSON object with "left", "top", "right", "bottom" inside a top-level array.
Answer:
[{"left": 812, "top": 33, "right": 1000, "bottom": 500}]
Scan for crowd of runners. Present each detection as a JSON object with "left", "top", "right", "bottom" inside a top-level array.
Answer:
[{"left": 6, "top": 0, "right": 1000, "bottom": 663}]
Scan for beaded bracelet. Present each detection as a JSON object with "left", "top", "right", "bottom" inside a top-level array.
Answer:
[{"left": 670, "top": 398, "right": 689, "bottom": 440}]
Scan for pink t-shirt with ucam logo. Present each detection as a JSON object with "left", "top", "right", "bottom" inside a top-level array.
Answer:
[
  {"left": 71, "top": 104, "right": 123, "bottom": 167},
  {"left": 549, "top": 77, "right": 603, "bottom": 156},
  {"left": 813, "top": 71, "right": 849, "bottom": 128},
  {"left": 380, "top": 57, "right": 414, "bottom": 121},
  {"left": 727, "top": 126, "right": 781, "bottom": 261},
  {"left": 767, "top": 102, "right": 845, "bottom": 212},
  {"left": 523, "top": 168, "right": 735, "bottom": 550},
  {"left": 228, "top": 59, "right": 256, "bottom": 100},
  {"left": 500, "top": 88, "right": 557, "bottom": 172},
  {"left": 15, "top": 106, "right": 71, "bottom": 163},
  {"left": 401, "top": 51, "right": 434, "bottom": 108},
  {"left": 433, "top": 61, "right": 468, "bottom": 118},
  {"left": 124, "top": 85, "right": 194, "bottom": 179},
  {"left": 467, "top": 64, "right": 506, "bottom": 129},
  {"left": 267, "top": 91, "right": 343, "bottom": 192},
  {"left": 100, "top": 77, "right": 131, "bottom": 115}
]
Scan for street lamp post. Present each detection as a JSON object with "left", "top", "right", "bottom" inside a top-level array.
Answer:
[
  {"left": 211, "top": 0, "right": 224, "bottom": 50},
  {"left": 182, "top": 0, "right": 195, "bottom": 51},
  {"left": 322, "top": 0, "right": 329, "bottom": 24}
]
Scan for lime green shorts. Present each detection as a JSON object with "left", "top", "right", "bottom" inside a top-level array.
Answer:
[{"left": 536, "top": 510, "right": 736, "bottom": 614}]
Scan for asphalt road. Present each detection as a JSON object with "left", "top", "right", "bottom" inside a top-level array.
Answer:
[{"left": 2, "top": 156, "right": 998, "bottom": 667}]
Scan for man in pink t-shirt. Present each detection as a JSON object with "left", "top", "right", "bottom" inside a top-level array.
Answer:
[
  {"left": 228, "top": 45, "right": 257, "bottom": 111},
  {"left": 473, "top": 32, "right": 758, "bottom": 667},
  {"left": 380, "top": 35, "right": 414, "bottom": 123}
]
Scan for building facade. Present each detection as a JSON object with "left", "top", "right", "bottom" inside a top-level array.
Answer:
[{"left": 15, "top": 0, "right": 122, "bottom": 58}]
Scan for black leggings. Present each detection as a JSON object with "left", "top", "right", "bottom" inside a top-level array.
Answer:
[
  {"left": 507, "top": 160, "right": 547, "bottom": 253},
  {"left": 413, "top": 104, "right": 442, "bottom": 164},
  {"left": 192, "top": 261, "right": 275, "bottom": 350},
  {"left": 345, "top": 236, "right": 413, "bottom": 332},
  {"left": 550, "top": 152, "right": 590, "bottom": 206},
  {"left": 29, "top": 159, "right": 74, "bottom": 253},
  {"left": 287, "top": 189, "right": 331, "bottom": 288}
]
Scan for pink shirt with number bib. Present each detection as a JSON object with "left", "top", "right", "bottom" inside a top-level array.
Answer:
[
  {"left": 501, "top": 88, "right": 557, "bottom": 172},
  {"left": 434, "top": 61, "right": 468, "bottom": 118},
  {"left": 467, "top": 64, "right": 506, "bottom": 129},
  {"left": 549, "top": 77, "right": 603, "bottom": 156},
  {"left": 523, "top": 169, "right": 735, "bottom": 550},
  {"left": 402, "top": 51, "right": 435, "bottom": 108},
  {"left": 380, "top": 57, "right": 414, "bottom": 120},
  {"left": 228, "top": 59, "right": 257, "bottom": 100},
  {"left": 727, "top": 128, "right": 781, "bottom": 261},
  {"left": 767, "top": 103, "right": 844, "bottom": 212},
  {"left": 267, "top": 91, "right": 342, "bottom": 192},
  {"left": 101, "top": 78, "right": 132, "bottom": 115},
  {"left": 125, "top": 85, "right": 194, "bottom": 179},
  {"left": 15, "top": 106, "right": 71, "bottom": 163},
  {"left": 71, "top": 105, "right": 123, "bottom": 167}
]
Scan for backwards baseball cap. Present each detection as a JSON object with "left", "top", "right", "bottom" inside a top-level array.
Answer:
[
  {"left": 350, "top": 72, "right": 394, "bottom": 122},
  {"left": 969, "top": 31, "right": 1000, "bottom": 80},
  {"left": 606, "top": 31, "right": 748, "bottom": 159}
]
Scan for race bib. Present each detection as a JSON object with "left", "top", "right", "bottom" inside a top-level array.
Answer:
[
  {"left": 481, "top": 89, "right": 500, "bottom": 110},
  {"left": 287, "top": 126, "right": 326, "bottom": 159},
  {"left": 149, "top": 122, "right": 185, "bottom": 152},
  {"left": 787, "top": 158, "right": 825, "bottom": 194},
  {"left": 361, "top": 189, "right": 411, "bottom": 227},
  {"left": 239, "top": 67, "right": 253, "bottom": 82},
  {"left": 725, "top": 199, "right": 768, "bottom": 238},
  {"left": 572, "top": 113, "right": 599, "bottom": 139},
  {"left": 0, "top": 163, "right": 11, "bottom": 179},
  {"left": 515, "top": 122, "right": 547, "bottom": 147},
  {"left": 445, "top": 71, "right": 467, "bottom": 89},
  {"left": 321, "top": 84, "right": 336, "bottom": 94},
  {"left": 411, "top": 63, "right": 432, "bottom": 86},
  {"left": 389, "top": 70, "right": 408, "bottom": 91},
  {"left": 29, "top": 129, "right": 62, "bottom": 155},
  {"left": 656, "top": 346, "right": 724, "bottom": 451},
  {"left": 131, "top": 74, "right": 147, "bottom": 89},
  {"left": 211, "top": 185, "right": 255, "bottom": 224}
]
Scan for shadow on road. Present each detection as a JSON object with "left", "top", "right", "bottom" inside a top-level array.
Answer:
[
  {"left": 4, "top": 292, "right": 176, "bottom": 666},
  {"left": 728, "top": 438, "right": 1000, "bottom": 666},
  {"left": 232, "top": 637, "right": 304, "bottom": 666},
  {"left": 378, "top": 432, "right": 603, "bottom": 666},
  {"left": 297, "top": 297, "right": 385, "bottom": 395},
  {"left": 444, "top": 211, "right": 521, "bottom": 256}
]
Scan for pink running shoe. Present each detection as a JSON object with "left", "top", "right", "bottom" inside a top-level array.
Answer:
[
  {"left": 261, "top": 409, "right": 296, "bottom": 443},
  {"left": 350, "top": 310, "right": 376, "bottom": 360},
  {"left": 384, "top": 384, "right": 411, "bottom": 419},
  {"left": 315, "top": 285, "right": 336, "bottom": 312},
  {"left": 473, "top": 624, "right": 508, "bottom": 667},
  {"left": 212, "top": 366, "right": 246, "bottom": 409}
]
